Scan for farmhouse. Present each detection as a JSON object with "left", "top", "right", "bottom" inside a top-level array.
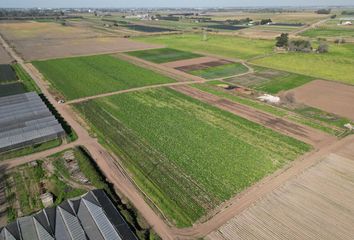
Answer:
[
  {"left": 0, "top": 92, "right": 65, "bottom": 153},
  {"left": 0, "top": 190, "right": 137, "bottom": 240}
]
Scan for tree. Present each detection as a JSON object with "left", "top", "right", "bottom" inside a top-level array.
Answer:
[
  {"left": 288, "top": 40, "right": 312, "bottom": 53},
  {"left": 275, "top": 33, "right": 289, "bottom": 47},
  {"left": 316, "top": 9, "right": 331, "bottom": 14},
  {"left": 260, "top": 18, "right": 272, "bottom": 25}
]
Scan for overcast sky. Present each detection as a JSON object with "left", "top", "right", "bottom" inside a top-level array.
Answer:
[{"left": 1, "top": 0, "right": 354, "bottom": 8}]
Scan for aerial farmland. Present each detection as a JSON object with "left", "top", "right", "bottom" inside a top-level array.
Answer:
[{"left": 0, "top": 4, "right": 353, "bottom": 240}]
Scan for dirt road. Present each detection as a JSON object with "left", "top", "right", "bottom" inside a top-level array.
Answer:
[
  {"left": 170, "top": 85, "right": 335, "bottom": 148},
  {"left": 291, "top": 18, "right": 329, "bottom": 36}
]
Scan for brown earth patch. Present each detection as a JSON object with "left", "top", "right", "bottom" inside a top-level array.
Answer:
[
  {"left": 176, "top": 60, "right": 233, "bottom": 72},
  {"left": 0, "top": 44, "right": 13, "bottom": 64},
  {"left": 162, "top": 57, "right": 220, "bottom": 68},
  {"left": 288, "top": 80, "right": 354, "bottom": 121},
  {"left": 0, "top": 21, "right": 162, "bottom": 60}
]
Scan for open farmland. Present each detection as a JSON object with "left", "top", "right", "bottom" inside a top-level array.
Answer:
[
  {"left": 207, "top": 136, "right": 354, "bottom": 240},
  {"left": 127, "top": 48, "right": 202, "bottom": 63},
  {"left": 251, "top": 43, "right": 354, "bottom": 85},
  {"left": 188, "top": 62, "right": 249, "bottom": 79},
  {"left": 0, "top": 21, "right": 161, "bottom": 60},
  {"left": 288, "top": 80, "right": 354, "bottom": 121},
  {"left": 226, "top": 66, "right": 315, "bottom": 94},
  {"left": 33, "top": 54, "right": 175, "bottom": 100},
  {"left": 74, "top": 87, "right": 310, "bottom": 227},
  {"left": 134, "top": 34, "right": 274, "bottom": 60},
  {"left": 300, "top": 20, "right": 354, "bottom": 38}
]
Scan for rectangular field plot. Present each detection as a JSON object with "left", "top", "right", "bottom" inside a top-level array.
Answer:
[
  {"left": 134, "top": 34, "right": 274, "bottom": 60},
  {"left": 33, "top": 55, "right": 176, "bottom": 100},
  {"left": 226, "top": 67, "right": 315, "bottom": 93},
  {"left": 74, "top": 88, "right": 310, "bottom": 227},
  {"left": 207, "top": 25, "right": 248, "bottom": 31},
  {"left": 124, "top": 24, "right": 176, "bottom": 33},
  {"left": 0, "top": 82, "right": 26, "bottom": 97},
  {"left": 0, "top": 64, "right": 17, "bottom": 83},
  {"left": 188, "top": 62, "right": 249, "bottom": 79},
  {"left": 0, "top": 21, "right": 161, "bottom": 61},
  {"left": 127, "top": 48, "right": 203, "bottom": 63}
]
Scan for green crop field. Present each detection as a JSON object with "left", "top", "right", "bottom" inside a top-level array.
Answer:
[
  {"left": 134, "top": 34, "right": 274, "bottom": 60},
  {"left": 75, "top": 88, "right": 310, "bottom": 227},
  {"left": 300, "top": 27, "right": 354, "bottom": 38},
  {"left": 251, "top": 43, "right": 354, "bottom": 85},
  {"left": 189, "top": 63, "right": 249, "bottom": 79},
  {"left": 226, "top": 66, "right": 315, "bottom": 94},
  {"left": 33, "top": 55, "right": 175, "bottom": 100},
  {"left": 127, "top": 48, "right": 202, "bottom": 63}
]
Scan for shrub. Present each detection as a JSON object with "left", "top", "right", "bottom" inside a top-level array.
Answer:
[
  {"left": 317, "top": 42, "right": 329, "bottom": 53},
  {"left": 288, "top": 40, "right": 312, "bottom": 52}
]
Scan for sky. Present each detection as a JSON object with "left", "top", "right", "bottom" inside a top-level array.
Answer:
[{"left": 1, "top": 0, "right": 354, "bottom": 8}]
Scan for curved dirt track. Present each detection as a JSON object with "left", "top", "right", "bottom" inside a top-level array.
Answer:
[{"left": 1, "top": 34, "right": 346, "bottom": 240}]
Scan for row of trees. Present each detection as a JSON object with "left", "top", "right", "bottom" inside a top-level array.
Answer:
[{"left": 275, "top": 33, "right": 328, "bottom": 53}]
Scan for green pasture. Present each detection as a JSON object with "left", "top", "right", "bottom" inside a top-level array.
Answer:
[
  {"left": 134, "top": 33, "right": 274, "bottom": 60},
  {"left": 33, "top": 55, "right": 175, "bottom": 100}
]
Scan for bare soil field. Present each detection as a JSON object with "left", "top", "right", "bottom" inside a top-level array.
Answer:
[
  {"left": 171, "top": 85, "right": 334, "bottom": 147},
  {"left": 289, "top": 80, "right": 354, "bottom": 121},
  {"left": 0, "top": 21, "right": 161, "bottom": 60},
  {"left": 0, "top": 45, "right": 13, "bottom": 64},
  {"left": 207, "top": 136, "right": 354, "bottom": 240},
  {"left": 162, "top": 56, "right": 221, "bottom": 68}
]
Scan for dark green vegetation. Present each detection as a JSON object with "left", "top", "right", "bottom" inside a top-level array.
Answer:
[
  {"left": 206, "top": 25, "right": 248, "bottom": 31},
  {"left": 33, "top": 55, "right": 175, "bottom": 100},
  {"left": 0, "top": 64, "right": 17, "bottom": 83},
  {"left": 124, "top": 24, "right": 176, "bottom": 32},
  {"left": 189, "top": 63, "right": 249, "bottom": 79},
  {"left": 226, "top": 66, "right": 315, "bottom": 94},
  {"left": 75, "top": 88, "right": 310, "bottom": 227},
  {"left": 135, "top": 34, "right": 274, "bottom": 60},
  {"left": 127, "top": 48, "right": 202, "bottom": 63},
  {"left": 0, "top": 82, "right": 26, "bottom": 97},
  {"left": 0, "top": 64, "right": 41, "bottom": 97},
  {"left": 192, "top": 81, "right": 349, "bottom": 136},
  {"left": 0, "top": 139, "right": 62, "bottom": 161}
]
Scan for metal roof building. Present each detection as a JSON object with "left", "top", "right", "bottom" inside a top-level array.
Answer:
[
  {"left": 0, "top": 190, "right": 138, "bottom": 240},
  {"left": 0, "top": 92, "right": 65, "bottom": 153}
]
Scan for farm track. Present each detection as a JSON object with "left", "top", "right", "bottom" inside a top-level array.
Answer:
[
  {"left": 291, "top": 18, "right": 329, "bottom": 36},
  {"left": 1, "top": 33, "right": 350, "bottom": 240},
  {"left": 170, "top": 85, "right": 335, "bottom": 148}
]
